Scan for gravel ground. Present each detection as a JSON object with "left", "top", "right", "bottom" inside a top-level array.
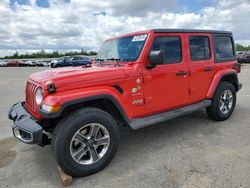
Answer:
[{"left": 0, "top": 66, "right": 250, "bottom": 188}]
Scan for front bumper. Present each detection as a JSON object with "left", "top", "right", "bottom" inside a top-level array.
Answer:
[{"left": 9, "top": 102, "right": 43, "bottom": 144}]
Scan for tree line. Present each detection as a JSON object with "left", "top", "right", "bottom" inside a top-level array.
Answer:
[
  {"left": 236, "top": 44, "right": 250, "bottom": 51},
  {"left": 1, "top": 49, "right": 97, "bottom": 59}
]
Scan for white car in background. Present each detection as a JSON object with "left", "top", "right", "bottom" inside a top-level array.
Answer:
[{"left": 0, "top": 60, "right": 7, "bottom": 67}]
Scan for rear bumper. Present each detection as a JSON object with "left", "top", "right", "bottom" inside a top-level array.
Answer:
[
  {"left": 236, "top": 82, "right": 242, "bottom": 91},
  {"left": 9, "top": 102, "right": 43, "bottom": 145}
]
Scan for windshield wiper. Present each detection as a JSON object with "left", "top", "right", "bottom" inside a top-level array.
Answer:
[{"left": 106, "top": 58, "right": 121, "bottom": 66}]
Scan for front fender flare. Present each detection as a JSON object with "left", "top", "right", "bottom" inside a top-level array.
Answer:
[{"left": 39, "top": 88, "right": 130, "bottom": 122}]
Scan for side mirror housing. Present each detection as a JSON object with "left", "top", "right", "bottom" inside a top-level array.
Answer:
[{"left": 147, "top": 50, "right": 165, "bottom": 69}]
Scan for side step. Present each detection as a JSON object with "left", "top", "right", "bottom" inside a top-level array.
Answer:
[{"left": 129, "top": 100, "right": 211, "bottom": 130}]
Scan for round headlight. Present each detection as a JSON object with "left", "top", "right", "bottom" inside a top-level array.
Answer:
[{"left": 35, "top": 87, "right": 43, "bottom": 105}]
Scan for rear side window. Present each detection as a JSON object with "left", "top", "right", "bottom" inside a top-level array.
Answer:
[
  {"left": 151, "top": 37, "right": 182, "bottom": 64},
  {"left": 74, "top": 57, "right": 82, "bottom": 60},
  {"left": 189, "top": 36, "right": 211, "bottom": 61},
  {"left": 214, "top": 36, "right": 235, "bottom": 61}
]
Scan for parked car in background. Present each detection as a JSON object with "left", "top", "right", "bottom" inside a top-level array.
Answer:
[
  {"left": 20, "top": 60, "right": 31, "bottom": 67},
  {"left": 51, "top": 56, "right": 92, "bottom": 68},
  {"left": 50, "top": 57, "right": 67, "bottom": 67},
  {"left": 0, "top": 60, "right": 7, "bottom": 67},
  {"left": 237, "top": 51, "right": 250, "bottom": 63},
  {"left": 6, "top": 60, "right": 21, "bottom": 67},
  {"left": 41, "top": 60, "right": 51, "bottom": 67},
  {"left": 36, "top": 61, "right": 46, "bottom": 67}
]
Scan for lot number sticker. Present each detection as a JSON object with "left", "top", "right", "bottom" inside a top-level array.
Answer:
[{"left": 132, "top": 34, "right": 147, "bottom": 42}]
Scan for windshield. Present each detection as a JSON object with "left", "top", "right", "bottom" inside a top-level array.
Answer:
[{"left": 96, "top": 34, "right": 147, "bottom": 62}]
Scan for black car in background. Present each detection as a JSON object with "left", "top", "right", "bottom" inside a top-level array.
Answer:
[
  {"left": 51, "top": 56, "right": 92, "bottom": 68},
  {"left": 237, "top": 51, "right": 250, "bottom": 64}
]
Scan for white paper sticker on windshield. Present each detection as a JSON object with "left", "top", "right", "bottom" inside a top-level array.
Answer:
[{"left": 132, "top": 34, "right": 147, "bottom": 42}]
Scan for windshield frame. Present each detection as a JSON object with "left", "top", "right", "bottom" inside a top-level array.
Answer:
[{"left": 96, "top": 34, "right": 148, "bottom": 63}]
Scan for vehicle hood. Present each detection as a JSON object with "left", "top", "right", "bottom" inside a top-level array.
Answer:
[{"left": 29, "top": 65, "right": 126, "bottom": 91}]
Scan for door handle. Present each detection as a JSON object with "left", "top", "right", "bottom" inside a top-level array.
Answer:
[
  {"left": 176, "top": 71, "right": 187, "bottom": 76},
  {"left": 204, "top": 67, "right": 214, "bottom": 72}
]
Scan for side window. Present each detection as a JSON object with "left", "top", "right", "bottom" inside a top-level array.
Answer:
[
  {"left": 189, "top": 36, "right": 211, "bottom": 61},
  {"left": 214, "top": 36, "right": 235, "bottom": 61},
  {"left": 151, "top": 37, "right": 182, "bottom": 64},
  {"left": 74, "top": 57, "right": 81, "bottom": 60}
]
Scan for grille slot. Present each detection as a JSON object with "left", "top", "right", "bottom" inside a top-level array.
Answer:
[{"left": 26, "top": 81, "right": 38, "bottom": 111}]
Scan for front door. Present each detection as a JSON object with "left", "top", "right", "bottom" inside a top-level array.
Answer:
[{"left": 143, "top": 33, "right": 190, "bottom": 115}]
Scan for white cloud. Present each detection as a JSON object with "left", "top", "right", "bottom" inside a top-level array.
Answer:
[{"left": 0, "top": 0, "right": 250, "bottom": 56}]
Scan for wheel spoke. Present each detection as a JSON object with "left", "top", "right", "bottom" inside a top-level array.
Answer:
[
  {"left": 74, "top": 132, "right": 87, "bottom": 143},
  {"left": 222, "top": 105, "right": 226, "bottom": 113},
  {"left": 73, "top": 146, "right": 88, "bottom": 162},
  {"left": 89, "top": 124, "right": 100, "bottom": 138},
  {"left": 89, "top": 147, "right": 99, "bottom": 162},
  {"left": 94, "top": 136, "right": 109, "bottom": 146},
  {"left": 227, "top": 93, "right": 233, "bottom": 100},
  {"left": 220, "top": 103, "right": 225, "bottom": 111},
  {"left": 223, "top": 91, "right": 227, "bottom": 100},
  {"left": 224, "top": 105, "right": 229, "bottom": 112}
]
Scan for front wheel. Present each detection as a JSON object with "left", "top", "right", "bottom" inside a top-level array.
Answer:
[
  {"left": 206, "top": 82, "right": 236, "bottom": 121},
  {"left": 52, "top": 107, "right": 120, "bottom": 177}
]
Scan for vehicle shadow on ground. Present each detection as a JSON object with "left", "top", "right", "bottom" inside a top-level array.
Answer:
[{"left": 118, "top": 110, "right": 220, "bottom": 159}]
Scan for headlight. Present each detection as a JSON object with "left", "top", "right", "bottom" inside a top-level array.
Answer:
[{"left": 35, "top": 87, "right": 43, "bottom": 105}]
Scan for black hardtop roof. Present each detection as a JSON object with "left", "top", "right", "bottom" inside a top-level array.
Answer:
[{"left": 153, "top": 29, "right": 232, "bottom": 34}]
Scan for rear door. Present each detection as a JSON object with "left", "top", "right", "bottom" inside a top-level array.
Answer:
[
  {"left": 72, "top": 57, "right": 81, "bottom": 66},
  {"left": 143, "top": 33, "right": 190, "bottom": 114},
  {"left": 186, "top": 34, "right": 216, "bottom": 101}
]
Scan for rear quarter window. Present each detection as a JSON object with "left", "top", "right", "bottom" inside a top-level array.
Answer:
[{"left": 213, "top": 35, "right": 236, "bottom": 63}]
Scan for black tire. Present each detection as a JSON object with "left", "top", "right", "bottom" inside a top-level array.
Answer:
[
  {"left": 206, "top": 81, "right": 236, "bottom": 121},
  {"left": 51, "top": 107, "right": 120, "bottom": 177}
]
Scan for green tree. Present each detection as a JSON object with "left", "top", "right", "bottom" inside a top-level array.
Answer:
[
  {"left": 1, "top": 49, "right": 98, "bottom": 59},
  {"left": 13, "top": 51, "right": 19, "bottom": 59},
  {"left": 236, "top": 43, "right": 250, "bottom": 51},
  {"left": 88, "top": 51, "right": 97, "bottom": 56}
]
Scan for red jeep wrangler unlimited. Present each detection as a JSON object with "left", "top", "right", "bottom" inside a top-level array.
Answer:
[{"left": 9, "top": 29, "right": 242, "bottom": 177}]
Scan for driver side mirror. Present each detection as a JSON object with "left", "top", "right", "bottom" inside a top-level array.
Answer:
[{"left": 147, "top": 50, "right": 165, "bottom": 69}]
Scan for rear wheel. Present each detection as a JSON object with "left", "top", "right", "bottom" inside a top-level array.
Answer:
[
  {"left": 52, "top": 107, "right": 120, "bottom": 177},
  {"left": 206, "top": 82, "right": 236, "bottom": 121}
]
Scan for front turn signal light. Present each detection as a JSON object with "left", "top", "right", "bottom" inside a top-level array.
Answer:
[{"left": 41, "top": 104, "right": 61, "bottom": 113}]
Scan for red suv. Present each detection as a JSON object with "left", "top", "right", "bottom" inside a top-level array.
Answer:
[{"left": 9, "top": 29, "right": 242, "bottom": 177}]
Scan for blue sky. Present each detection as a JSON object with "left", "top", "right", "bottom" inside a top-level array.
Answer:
[
  {"left": 178, "top": 0, "right": 213, "bottom": 12},
  {"left": 0, "top": 0, "right": 250, "bottom": 57},
  {"left": 10, "top": 0, "right": 70, "bottom": 8}
]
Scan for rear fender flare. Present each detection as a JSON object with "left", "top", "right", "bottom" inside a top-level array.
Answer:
[{"left": 206, "top": 69, "right": 238, "bottom": 99}]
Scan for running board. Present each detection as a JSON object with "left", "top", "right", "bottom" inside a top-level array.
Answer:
[{"left": 129, "top": 100, "right": 211, "bottom": 130}]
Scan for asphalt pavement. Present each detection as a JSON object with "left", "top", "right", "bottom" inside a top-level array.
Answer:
[{"left": 0, "top": 66, "right": 250, "bottom": 188}]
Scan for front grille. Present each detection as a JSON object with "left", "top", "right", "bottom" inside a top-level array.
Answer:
[{"left": 26, "top": 81, "right": 38, "bottom": 111}]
